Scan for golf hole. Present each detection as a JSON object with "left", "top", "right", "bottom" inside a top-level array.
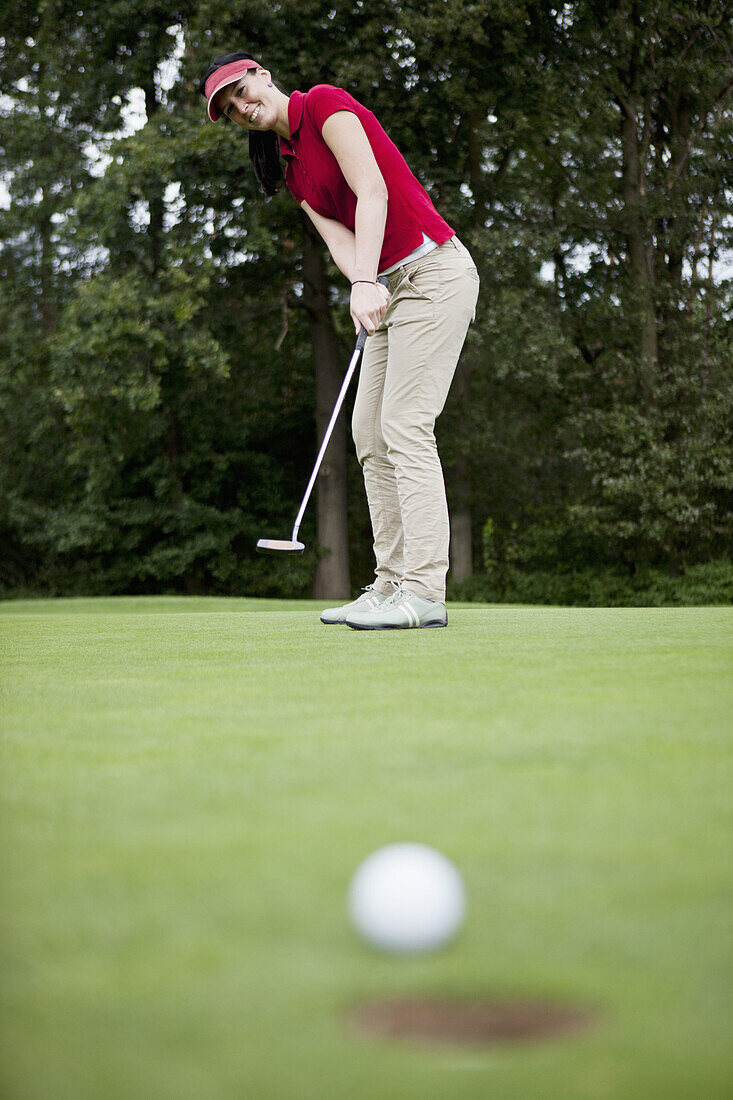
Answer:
[{"left": 347, "top": 996, "right": 598, "bottom": 1046}]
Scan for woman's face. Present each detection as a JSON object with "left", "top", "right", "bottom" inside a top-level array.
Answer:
[{"left": 215, "top": 68, "right": 276, "bottom": 131}]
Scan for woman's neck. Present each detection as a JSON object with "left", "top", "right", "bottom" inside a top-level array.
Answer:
[{"left": 272, "top": 89, "right": 291, "bottom": 140}]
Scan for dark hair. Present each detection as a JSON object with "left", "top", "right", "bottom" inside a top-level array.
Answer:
[{"left": 199, "top": 51, "right": 284, "bottom": 197}]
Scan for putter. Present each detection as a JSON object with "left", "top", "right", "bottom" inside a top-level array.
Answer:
[{"left": 257, "top": 277, "right": 389, "bottom": 555}]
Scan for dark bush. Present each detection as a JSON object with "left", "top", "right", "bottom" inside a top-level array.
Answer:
[{"left": 448, "top": 559, "right": 733, "bottom": 607}]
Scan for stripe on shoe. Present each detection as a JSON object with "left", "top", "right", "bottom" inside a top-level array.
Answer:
[{"left": 400, "top": 599, "right": 420, "bottom": 627}]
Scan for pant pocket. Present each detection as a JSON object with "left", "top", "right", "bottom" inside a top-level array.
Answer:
[{"left": 402, "top": 268, "right": 435, "bottom": 304}]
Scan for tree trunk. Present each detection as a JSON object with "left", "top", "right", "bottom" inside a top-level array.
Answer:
[
  {"left": 705, "top": 213, "right": 716, "bottom": 326},
  {"left": 445, "top": 108, "right": 487, "bottom": 582},
  {"left": 144, "top": 79, "right": 164, "bottom": 277},
  {"left": 301, "top": 222, "right": 351, "bottom": 599},
  {"left": 449, "top": 471, "right": 473, "bottom": 582},
  {"left": 37, "top": 63, "right": 56, "bottom": 336},
  {"left": 143, "top": 55, "right": 197, "bottom": 593},
  {"left": 620, "top": 17, "right": 658, "bottom": 403},
  {"left": 39, "top": 201, "right": 56, "bottom": 337},
  {"left": 447, "top": 357, "right": 475, "bottom": 583}
]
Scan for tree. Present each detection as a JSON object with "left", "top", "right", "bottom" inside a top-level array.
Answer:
[{"left": 1, "top": 0, "right": 730, "bottom": 599}]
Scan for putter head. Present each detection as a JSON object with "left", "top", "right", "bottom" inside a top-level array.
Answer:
[{"left": 256, "top": 539, "right": 305, "bottom": 554}]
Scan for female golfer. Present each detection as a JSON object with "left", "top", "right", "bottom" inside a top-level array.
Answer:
[{"left": 201, "top": 52, "right": 479, "bottom": 629}]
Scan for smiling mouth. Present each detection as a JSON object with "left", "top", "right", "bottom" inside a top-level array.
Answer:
[{"left": 250, "top": 104, "right": 262, "bottom": 124}]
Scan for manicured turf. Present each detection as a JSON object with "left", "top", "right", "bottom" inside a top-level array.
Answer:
[{"left": 1, "top": 598, "right": 731, "bottom": 1099}]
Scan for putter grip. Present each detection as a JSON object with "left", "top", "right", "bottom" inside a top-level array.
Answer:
[{"left": 355, "top": 275, "right": 391, "bottom": 353}]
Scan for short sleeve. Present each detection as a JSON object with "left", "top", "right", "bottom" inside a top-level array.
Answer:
[{"left": 305, "top": 84, "right": 359, "bottom": 134}]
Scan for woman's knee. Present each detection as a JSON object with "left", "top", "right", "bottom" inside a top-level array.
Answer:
[
  {"left": 382, "top": 417, "right": 436, "bottom": 459},
  {"left": 352, "top": 411, "right": 385, "bottom": 465}
]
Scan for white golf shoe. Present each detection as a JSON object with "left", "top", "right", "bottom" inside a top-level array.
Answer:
[
  {"left": 345, "top": 582, "right": 448, "bottom": 630},
  {"left": 320, "top": 585, "right": 391, "bottom": 625}
]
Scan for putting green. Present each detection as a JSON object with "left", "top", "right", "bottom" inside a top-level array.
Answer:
[{"left": 1, "top": 598, "right": 731, "bottom": 1099}]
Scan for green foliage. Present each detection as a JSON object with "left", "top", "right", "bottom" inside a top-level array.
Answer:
[
  {"left": 450, "top": 557, "right": 733, "bottom": 608},
  {"left": 0, "top": 0, "right": 731, "bottom": 601}
]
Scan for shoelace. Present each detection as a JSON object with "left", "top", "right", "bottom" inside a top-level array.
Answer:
[
  {"left": 353, "top": 584, "right": 385, "bottom": 607},
  {"left": 379, "top": 581, "right": 407, "bottom": 608}
]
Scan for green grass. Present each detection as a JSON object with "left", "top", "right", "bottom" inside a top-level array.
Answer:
[{"left": 1, "top": 598, "right": 731, "bottom": 1099}]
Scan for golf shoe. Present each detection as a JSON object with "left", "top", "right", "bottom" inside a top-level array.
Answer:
[
  {"left": 345, "top": 582, "right": 447, "bottom": 630},
  {"left": 320, "top": 584, "right": 391, "bottom": 625}
]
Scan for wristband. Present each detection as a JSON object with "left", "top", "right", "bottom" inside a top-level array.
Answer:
[{"left": 351, "top": 280, "right": 377, "bottom": 286}]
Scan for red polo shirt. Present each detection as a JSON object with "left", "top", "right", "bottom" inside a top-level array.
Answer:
[{"left": 279, "top": 85, "right": 454, "bottom": 272}]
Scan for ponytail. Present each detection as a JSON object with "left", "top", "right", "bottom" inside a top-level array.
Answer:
[{"left": 248, "top": 130, "right": 284, "bottom": 197}]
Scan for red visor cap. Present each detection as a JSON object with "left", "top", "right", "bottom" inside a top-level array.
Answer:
[{"left": 205, "top": 59, "right": 261, "bottom": 122}]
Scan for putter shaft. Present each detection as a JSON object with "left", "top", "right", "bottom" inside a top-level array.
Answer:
[
  {"left": 290, "top": 329, "right": 367, "bottom": 545},
  {"left": 258, "top": 275, "right": 390, "bottom": 554}
]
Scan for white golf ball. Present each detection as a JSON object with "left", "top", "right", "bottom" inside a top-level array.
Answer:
[{"left": 348, "top": 843, "right": 466, "bottom": 954}]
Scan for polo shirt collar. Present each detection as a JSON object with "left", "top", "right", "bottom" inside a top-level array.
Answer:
[{"left": 279, "top": 91, "right": 304, "bottom": 157}]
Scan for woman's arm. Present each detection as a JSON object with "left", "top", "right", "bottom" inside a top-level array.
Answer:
[
  {"left": 319, "top": 111, "right": 390, "bottom": 335},
  {"left": 300, "top": 198, "right": 390, "bottom": 337},
  {"left": 321, "top": 111, "right": 387, "bottom": 281},
  {"left": 300, "top": 201, "right": 357, "bottom": 281}
]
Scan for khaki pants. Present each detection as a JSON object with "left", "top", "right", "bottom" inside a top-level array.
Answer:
[{"left": 352, "top": 237, "right": 479, "bottom": 602}]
